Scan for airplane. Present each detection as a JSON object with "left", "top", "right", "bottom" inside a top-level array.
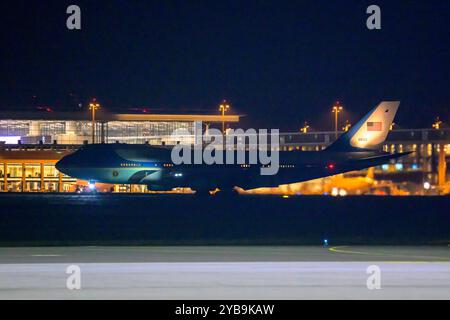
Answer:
[
  {"left": 56, "top": 101, "right": 411, "bottom": 195},
  {"left": 238, "top": 167, "right": 377, "bottom": 196}
]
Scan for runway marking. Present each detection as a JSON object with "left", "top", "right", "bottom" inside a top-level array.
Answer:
[
  {"left": 328, "top": 246, "right": 370, "bottom": 255},
  {"left": 328, "top": 246, "right": 450, "bottom": 262},
  {"left": 30, "top": 255, "right": 63, "bottom": 257}
]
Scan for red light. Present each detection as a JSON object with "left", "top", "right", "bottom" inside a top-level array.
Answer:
[
  {"left": 36, "top": 106, "right": 53, "bottom": 112},
  {"left": 327, "top": 164, "right": 335, "bottom": 169}
]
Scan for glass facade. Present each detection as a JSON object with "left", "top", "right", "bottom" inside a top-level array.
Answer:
[
  {"left": 0, "top": 162, "right": 76, "bottom": 192},
  {"left": 106, "top": 121, "right": 194, "bottom": 144},
  {"left": 0, "top": 120, "right": 30, "bottom": 136},
  {"left": 39, "top": 122, "right": 66, "bottom": 136},
  {"left": 0, "top": 120, "right": 195, "bottom": 145}
]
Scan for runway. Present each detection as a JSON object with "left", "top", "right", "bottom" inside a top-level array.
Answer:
[
  {"left": 0, "top": 246, "right": 449, "bottom": 299},
  {"left": 1, "top": 193, "right": 449, "bottom": 245}
]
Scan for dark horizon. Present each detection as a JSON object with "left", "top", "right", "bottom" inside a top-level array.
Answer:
[{"left": 0, "top": 0, "right": 448, "bottom": 131}]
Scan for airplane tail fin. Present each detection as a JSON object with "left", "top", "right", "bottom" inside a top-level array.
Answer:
[{"left": 325, "top": 101, "right": 400, "bottom": 152}]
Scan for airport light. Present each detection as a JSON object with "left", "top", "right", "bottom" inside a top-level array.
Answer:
[
  {"left": 300, "top": 121, "right": 310, "bottom": 133},
  {"left": 432, "top": 117, "right": 442, "bottom": 129},
  {"left": 390, "top": 122, "right": 395, "bottom": 131},
  {"left": 219, "top": 100, "right": 230, "bottom": 134},
  {"left": 342, "top": 120, "right": 351, "bottom": 132},
  {"left": 332, "top": 102, "right": 343, "bottom": 139},
  {"left": 89, "top": 99, "right": 100, "bottom": 144},
  {"left": 331, "top": 187, "right": 339, "bottom": 196}
]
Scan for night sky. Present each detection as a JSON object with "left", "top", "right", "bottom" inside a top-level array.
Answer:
[{"left": 0, "top": 0, "right": 448, "bottom": 130}]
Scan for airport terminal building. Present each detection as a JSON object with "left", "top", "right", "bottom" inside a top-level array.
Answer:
[
  {"left": 0, "top": 111, "right": 240, "bottom": 192},
  {"left": 0, "top": 111, "right": 241, "bottom": 145},
  {"left": 0, "top": 110, "right": 448, "bottom": 194}
]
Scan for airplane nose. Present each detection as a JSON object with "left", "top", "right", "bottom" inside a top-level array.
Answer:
[{"left": 55, "top": 155, "right": 70, "bottom": 174}]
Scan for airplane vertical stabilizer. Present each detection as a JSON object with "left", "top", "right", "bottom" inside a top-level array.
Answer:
[{"left": 325, "top": 101, "right": 400, "bottom": 151}]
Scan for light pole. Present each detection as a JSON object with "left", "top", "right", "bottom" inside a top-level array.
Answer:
[
  {"left": 390, "top": 122, "right": 395, "bottom": 131},
  {"left": 300, "top": 121, "right": 310, "bottom": 133},
  {"left": 332, "top": 102, "right": 343, "bottom": 139},
  {"left": 432, "top": 117, "right": 442, "bottom": 129},
  {"left": 89, "top": 99, "right": 100, "bottom": 144},
  {"left": 342, "top": 120, "right": 351, "bottom": 132},
  {"left": 219, "top": 100, "right": 230, "bottom": 134}
]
